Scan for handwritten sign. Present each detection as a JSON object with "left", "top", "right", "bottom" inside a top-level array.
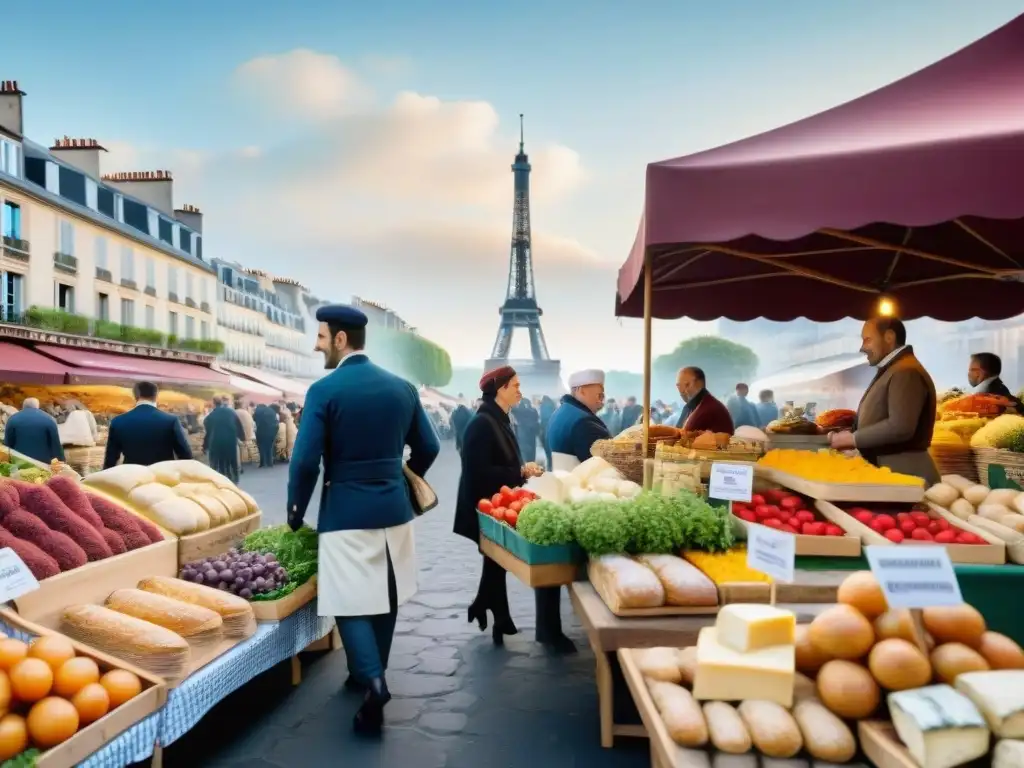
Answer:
[
  {"left": 0, "top": 549, "right": 39, "bottom": 604},
  {"left": 864, "top": 545, "right": 963, "bottom": 609},
  {"left": 709, "top": 463, "right": 754, "bottom": 503},
  {"left": 746, "top": 523, "right": 795, "bottom": 583}
]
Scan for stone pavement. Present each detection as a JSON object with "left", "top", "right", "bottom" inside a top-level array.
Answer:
[{"left": 157, "top": 442, "right": 649, "bottom": 768}]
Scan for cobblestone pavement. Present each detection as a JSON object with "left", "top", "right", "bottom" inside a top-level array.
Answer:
[{"left": 160, "top": 442, "right": 649, "bottom": 768}]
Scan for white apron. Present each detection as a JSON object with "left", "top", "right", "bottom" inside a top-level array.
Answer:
[
  {"left": 551, "top": 452, "right": 582, "bottom": 472},
  {"left": 317, "top": 521, "right": 417, "bottom": 617}
]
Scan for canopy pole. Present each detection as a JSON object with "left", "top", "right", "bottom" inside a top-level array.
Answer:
[{"left": 642, "top": 250, "right": 654, "bottom": 450}]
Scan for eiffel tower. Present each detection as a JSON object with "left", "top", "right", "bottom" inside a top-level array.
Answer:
[{"left": 484, "top": 116, "right": 563, "bottom": 396}]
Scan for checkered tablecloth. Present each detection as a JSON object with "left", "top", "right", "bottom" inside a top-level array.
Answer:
[{"left": 0, "top": 605, "right": 334, "bottom": 767}]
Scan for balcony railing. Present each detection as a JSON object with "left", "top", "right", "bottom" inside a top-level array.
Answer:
[
  {"left": 184, "top": 297, "right": 197, "bottom": 309},
  {"left": 95, "top": 267, "right": 113, "bottom": 282},
  {"left": 168, "top": 292, "right": 179, "bottom": 304},
  {"left": 120, "top": 279, "right": 138, "bottom": 291},
  {"left": 53, "top": 251, "right": 78, "bottom": 273},
  {"left": 144, "top": 286, "right": 156, "bottom": 297},
  {"left": 1, "top": 236, "right": 29, "bottom": 261}
]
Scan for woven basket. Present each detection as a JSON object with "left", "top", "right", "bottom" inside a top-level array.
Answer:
[
  {"left": 929, "top": 445, "right": 978, "bottom": 482},
  {"left": 973, "top": 447, "right": 1024, "bottom": 488},
  {"left": 63, "top": 446, "right": 105, "bottom": 477},
  {"left": 590, "top": 440, "right": 645, "bottom": 485}
]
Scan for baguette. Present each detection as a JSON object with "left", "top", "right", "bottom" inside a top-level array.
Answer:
[
  {"left": 105, "top": 588, "right": 223, "bottom": 641},
  {"left": 137, "top": 576, "right": 255, "bottom": 637},
  {"left": 737, "top": 700, "right": 802, "bottom": 759},
  {"left": 636, "top": 554, "right": 718, "bottom": 607},
  {"left": 61, "top": 604, "right": 190, "bottom": 677},
  {"left": 702, "top": 701, "right": 752, "bottom": 754},
  {"left": 185, "top": 494, "right": 230, "bottom": 527},
  {"left": 791, "top": 699, "right": 856, "bottom": 763}
]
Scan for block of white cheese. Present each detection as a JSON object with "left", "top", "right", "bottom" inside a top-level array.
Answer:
[
  {"left": 956, "top": 670, "right": 1024, "bottom": 738},
  {"left": 693, "top": 627, "right": 794, "bottom": 707},
  {"left": 715, "top": 604, "right": 795, "bottom": 653},
  {"left": 888, "top": 685, "right": 990, "bottom": 768},
  {"left": 994, "top": 739, "right": 1024, "bottom": 768}
]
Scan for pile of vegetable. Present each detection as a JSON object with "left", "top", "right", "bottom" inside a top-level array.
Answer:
[
  {"left": 969, "top": 414, "right": 1024, "bottom": 452},
  {"left": 526, "top": 456, "right": 642, "bottom": 503},
  {"left": 0, "top": 476, "right": 162, "bottom": 581},
  {"left": 514, "top": 490, "right": 734, "bottom": 557},
  {"left": 477, "top": 486, "right": 537, "bottom": 528},
  {"left": 189, "top": 526, "right": 318, "bottom": 602}
]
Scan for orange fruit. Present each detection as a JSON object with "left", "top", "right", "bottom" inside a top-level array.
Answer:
[
  {"left": 28, "top": 637, "right": 75, "bottom": 672},
  {"left": 99, "top": 670, "right": 142, "bottom": 708},
  {"left": 26, "top": 697, "right": 78, "bottom": 747},
  {"left": 0, "top": 640, "right": 28, "bottom": 672},
  {"left": 71, "top": 683, "right": 110, "bottom": 724},
  {"left": 8, "top": 658, "right": 53, "bottom": 703},
  {"left": 0, "top": 714, "right": 28, "bottom": 760},
  {"left": 53, "top": 657, "right": 100, "bottom": 698}
]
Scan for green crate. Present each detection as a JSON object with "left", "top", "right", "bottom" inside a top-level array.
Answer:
[
  {"left": 477, "top": 511, "right": 504, "bottom": 544},
  {"left": 476, "top": 511, "right": 582, "bottom": 565}
]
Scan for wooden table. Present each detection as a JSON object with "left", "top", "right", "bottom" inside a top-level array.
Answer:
[{"left": 570, "top": 581, "right": 833, "bottom": 749}]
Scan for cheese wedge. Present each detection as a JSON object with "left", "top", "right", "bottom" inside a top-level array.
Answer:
[
  {"left": 693, "top": 627, "right": 794, "bottom": 707},
  {"left": 956, "top": 670, "right": 1024, "bottom": 738},
  {"left": 994, "top": 739, "right": 1024, "bottom": 768},
  {"left": 888, "top": 685, "right": 990, "bottom": 768},
  {"left": 715, "top": 604, "right": 795, "bottom": 653}
]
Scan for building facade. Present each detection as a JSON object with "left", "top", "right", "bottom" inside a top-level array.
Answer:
[
  {"left": 0, "top": 80, "right": 214, "bottom": 342},
  {"left": 352, "top": 296, "right": 412, "bottom": 332},
  {"left": 214, "top": 260, "right": 318, "bottom": 378}
]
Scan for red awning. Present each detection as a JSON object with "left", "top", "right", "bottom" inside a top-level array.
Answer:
[
  {"left": 33, "top": 345, "right": 229, "bottom": 387},
  {"left": 0, "top": 342, "right": 70, "bottom": 385}
]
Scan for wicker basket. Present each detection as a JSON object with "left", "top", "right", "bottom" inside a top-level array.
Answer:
[
  {"left": 929, "top": 445, "right": 979, "bottom": 482},
  {"left": 973, "top": 447, "right": 1024, "bottom": 488},
  {"left": 63, "top": 446, "right": 106, "bottom": 477},
  {"left": 590, "top": 440, "right": 645, "bottom": 485}
]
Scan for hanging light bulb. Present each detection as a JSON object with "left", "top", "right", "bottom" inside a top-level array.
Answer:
[{"left": 877, "top": 297, "right": 896, "bottom": 317}]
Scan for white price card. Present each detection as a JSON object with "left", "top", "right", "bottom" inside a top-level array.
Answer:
[
  {"left": 709, "top": 462, "right": 754, "bottom": 503},
  {"left": 0, "top": 548, "right": 39, "bottom": 604},
  {"left": 864, "top": 545, "right": 963, "bottom": 609},
  {"left": 746, "top": 523, "right": 795, "bottom": 583}
]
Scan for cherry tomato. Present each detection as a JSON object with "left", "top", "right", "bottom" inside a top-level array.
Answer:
[
  {"left": 736, "top": 510, "right": 758, "bottom": 523},
  {"left": 853, "top": 511, "right": 875, "bottom": 525},
  {"left": 491, "top": 493, "right": 503, "bottom": 507},
  {"left": 763, "top": 519, "right": 783, "bottom": 529},
  {"left": 504, "top": 509, "right": 519, "bottom": 528},
  {"left": 899, "top": 520, "right": 917, "bottom": 535},
  {"left": 911, "top": 528, "right": 933, "bottom": 541},
  {"left": 750, "top": 494, "right": 766, "bottom": 507},
  {"left": 884, "top": 529, "right": 905, "bottom": 543},
  {"left": 478, "top": 499, "right": 494, "bottom": 514},
  {"left": 780, "top": 496, "right": 803, "bottom": 510},
  {"left": 934, "top": 530, "right": 956, "bottom": 544},
  {"left": 824, "top": 524, "right": 845, "bottom": 537},
  {"left": 795, "top": 510, "right": 816, "bottom": 524},
  {"left": 873, "top": 516, "right": 896, "bottom": 532},
  {"left": 910, "top": 511, "right": 931, "bottom": 527},
  {"left": 494, "top": 507, "right": 508, "bottom": 521}
]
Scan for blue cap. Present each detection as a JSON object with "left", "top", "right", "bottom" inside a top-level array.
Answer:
[{"left": 315, "top": 304, "right": 368, "bottom": 328}]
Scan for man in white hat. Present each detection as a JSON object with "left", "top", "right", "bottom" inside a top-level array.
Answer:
[{"left": 538, "top": 369, "right": 611, "bottom": 653}]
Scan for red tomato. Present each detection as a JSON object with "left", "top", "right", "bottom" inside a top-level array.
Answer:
[
  {"left": 853, "top": 511, "right": 875, "bottom": 525},
  {"left": 494, "top": 507, "right": 508, "bottom": 521},
  {"left": 884, "top": 529, "right": 905, "bottom": 543},
  {"left": 753, "top": 505, "right": 773, "bottom": 519},
  {"left": 508, "top": 500, "right": 523, "bottom": 513},
  {"left": 873, "top": 516, "right": 896, "bottom": 532},
  {"left": 777, "top": 509, "right": 792, "bottom": 522},
  {"left": 505, "top": 509, "right": 519, "bottom": 528},
  {"left": 500, "top": 485, "right": 513, "bottom": 496},
  {"left": 824, "top": 524, "right": 845, "bottom": 537},
  {"left": 763, "top": 519, "right": 783, "bottom": 529},
  {"left": 478, "top": 499, "right": 494, "bottom": 514},
  {"left": 795, "top": 510, "right": 816, "bottom": 524},
  {"left": 780, "top": 525, "right": 798, "bottom": 534},
  {"left": 899, "top": 520, "right": 917, "bottom": 535},
  {"left": 910, "top": 511, "right": 931, "bottom": 527},
  {"left": 896, "top": 512, "right": 913, "bottom": 525},
  {"left": 802, "top": 522, "right": 826, "bottom": 536},
  {"left": 750, "top": 494, "right": 766, "bottom": 507},
  {"left": 848, "top": 507, "right": 874, "bottom": 519},
  {"left": 736, "top": 510, "right": 758, "bottom": 523},
  {"left": 764, "top": 505, "right": 781, "bottom": 518},
  {"left": 780, "top": 496, "right": 803, "bottom": 510},
  {"left": 927, "top": 521, "right": 942, "bottom": 535},
  {"left": 911, "top": 528, "right": 933, "bottom": 541},
  {"left": 764, "top": 489, "right": 787, "bottom": 503},
  {"left": 934, "top": 530, "right": 956, "bottom": 544},
  {"left": 935, "top": 518, "right": 951, "bottom": 531},
  {"left": 491, "top": 493, "right": 503, "bottom": 507},
  {"left": 957, "top": 532, "right": 984, "bottom": 545}
]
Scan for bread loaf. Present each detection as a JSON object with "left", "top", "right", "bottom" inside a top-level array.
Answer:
[
  {"left": 678, "top": 646, "right": 698, "bottom": 686},
  {"left": 635, "top": 648, "right": 683, "bottom": 683},
  {"left": 105, "top": 588, "right": 223, "bottom": 644},
  {"left": 648, "top": 680, "right": 708, "bottom": 747},
  {"left": 61, "top": 604, "right": 190, "bottom": 677},
  {"left": 211, "top": 489, "right": 248, "bottom": 521},
  {"left": 791, "top": 699, "right": 856, "bottom": 763},
  {"left": 128, "top": 482, "right": 177, "bottom": 510},
  {"left": 186, "top": 494, "right": 230, "bottom": 527},
  {"left": 737, "top": 700, "right": 802, "bottom": 758},
  {"left": 138, "top": 576, "right": 255, "bottom": 637},
  {"left": 702, "top": 701, "right": 752, "bottom": 754},
  {"left": 637, "top": 555, "right": 718, "bottom": 607},
  {"left": 82, "top": 465, "right": 157, "bottom": 497},
  {"left": 233, "top": 488, "right": 260, "bottom": 515},
  {"left": 147, "top": 497, "right": 209, "bottom": 534},
  {"left": 594, "top": 555, "right": 665, "bottom": 609}
]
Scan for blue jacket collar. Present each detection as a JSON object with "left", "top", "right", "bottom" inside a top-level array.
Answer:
[
  {"left": 341, "top": 353, "right": 369, "bottom": 368},
  {"left": 559, "top": 394, "right": 593, "bottom": 415}
]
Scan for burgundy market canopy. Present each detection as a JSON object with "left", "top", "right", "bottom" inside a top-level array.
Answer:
[{"left": 616, "top": 13, "right": 1024, "bottom": 323}]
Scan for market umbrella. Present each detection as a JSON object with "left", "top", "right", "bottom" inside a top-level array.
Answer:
[{"left": 616, "top": 13, "right": 1024, "bottom": 323}]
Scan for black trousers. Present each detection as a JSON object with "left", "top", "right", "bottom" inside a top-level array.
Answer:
[
  {"left": 474, "top": 556, "right": 564, "bottom": 639},
  {"left": 534, "top": 586, "right": 563, "bottom": 641},
  {"left": 256, "top": 433, "right": 275, "bottom": 467}
]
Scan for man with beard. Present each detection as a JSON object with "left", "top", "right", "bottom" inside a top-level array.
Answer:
[
  {"left": 829, "top": 317, "right": 939, "bottom": 485},
  {"left": 287, "top": 304, "right": 440, "bottom": 735},
  {"left": 674, "top": 367, "right": 734, "bottom": 434}
]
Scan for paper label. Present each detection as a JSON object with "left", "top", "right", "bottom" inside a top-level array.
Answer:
[
  {"left": 709, "top": 463, "right": 754, "bottom": 502},
  {"left": 0, "top": 548, "right": 39, "bottom": 604},
  {"left": 864, "top": 545, "right": 963, "bottom": 609},
  {"left": 746, "top": 523, "right": 795, "bottom": 583}
]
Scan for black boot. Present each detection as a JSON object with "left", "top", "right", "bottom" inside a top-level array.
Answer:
[
  {"left": 467, "top": 601, "right": 488, "bottom": 631},
  {"left": 491, "top": 615, "right": 519, "bottom": 646},
  {"left": 353, "top": 677, "right": 391, "bottom": 735},
  {"left": 535, "top": 587, "right": 577, "bottom": 654},
  {"left": 344, "top": 674, "right": 366, "bottom": 693}
]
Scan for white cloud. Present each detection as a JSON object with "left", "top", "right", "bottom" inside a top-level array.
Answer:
[{"left": 233, "top": 49, "right": 371, "bottom": 120}]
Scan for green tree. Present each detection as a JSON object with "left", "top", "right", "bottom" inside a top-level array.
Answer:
[
  {"left": 604, "top": 370, "right": 644, "bottom": 398},
  {"left": 653, "top": 336, "right": 759, "bottom": 397},
  {"left": 368, "top": 328, "right": 453, "bottom": 388}
]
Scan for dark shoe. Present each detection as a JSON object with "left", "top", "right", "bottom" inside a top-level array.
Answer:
[
  {"left": 539, "top": 633, "right": 578, "bottom": 655},
  {"left": 353, "top": 677, "right": 391, "bottom": 735},
  {"left": 467, "top": 602, "right": 488, "bottom": 632},
  {"left": 344, "top": 674, "right": 365, "bottom": 693},
  {"left": 491, "top": 617, "right": 518, "bottom": 646}
]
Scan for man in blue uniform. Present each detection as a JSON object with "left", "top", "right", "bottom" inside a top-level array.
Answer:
[
  {"left": 202, "top": 396, "right": 244, "bottom": 482},
  {"left": 542, "top": 369, "right": 612, "bottom": 653},
  {"left": 287, "top": 304, "right": 440, "bottom": 735}
]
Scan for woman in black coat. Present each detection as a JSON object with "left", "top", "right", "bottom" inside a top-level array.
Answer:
[{"left": 453, "top": 366, "right": 543, "bottom": 645}]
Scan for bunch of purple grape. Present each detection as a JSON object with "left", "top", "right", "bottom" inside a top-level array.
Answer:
[{"left": 178, "top": 548, "right": 289, "bottom": 600}]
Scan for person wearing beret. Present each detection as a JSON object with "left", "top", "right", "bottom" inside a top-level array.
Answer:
[
  {"left": 542, "top": 368, "right": 612, "bottom": 653},
  {"left": 287, "top": 303, "right": 440, "bottom": 735},
  {"left": 454, "top": 366, "right": 544, "bottom": 645}
]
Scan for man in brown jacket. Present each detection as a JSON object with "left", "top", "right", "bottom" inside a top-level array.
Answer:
[{"left": 829, "top": 317, "right": 940, "bottom": 485}]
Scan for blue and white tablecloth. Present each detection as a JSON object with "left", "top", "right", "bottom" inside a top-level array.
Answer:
[{"left": 0, "top": 604, "right": 334, "bottom": 768}]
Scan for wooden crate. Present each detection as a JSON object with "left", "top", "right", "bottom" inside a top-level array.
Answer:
[
  {"left": 251, "top": 577, "right": 317, "bottom": 621},
  {"left": 757, "top": 466, "right": 925, "bottom": 503},
  {"left": 816, "top": 500, "right": 1006, "bottom": 564},
  {"left": 480, "top": 537, "right": 579, "bottom": 587},
  {"left": 732, "top": 515, "right": 862, "bottom": 557},
  {"left": 587, "top": 561, "right": 718, "bottom": 618},
  {"left": 858, "top": 721, "right": 917, "bottom": 768},
  {"left": 177, "top": 512, "right": 262, "bottom": 566},
  {"left": 0, "top": 608, "right": 166, "bottom": 768}
]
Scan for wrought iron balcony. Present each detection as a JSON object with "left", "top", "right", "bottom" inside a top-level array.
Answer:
[
  {"left": 184, "top": 297, "right": 197, "bottom": 309},
  {"left": 144, "top": 286, "right": 156, "bottom": 297},
  {"left": 53, "top": 251, "right": 78, "bottom": 273},
  {"left": 120, "top": 279, "right": 138, "bottom": 291},
  {"left": 168, "top": 292, "right": 179, "bottom": 303},
  {"left": 95, "top": 267, "right": 113, "bottom": 282},
  {"left": 1, "top": 236, "right": 29, "bottom": 261}
]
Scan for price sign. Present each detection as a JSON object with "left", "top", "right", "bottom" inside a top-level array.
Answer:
[
  {"left": 0, "top": 549, "right": 39, "bottom": 604},
  {"left": 746, "top": 523, "right": 795, "bottom": 583},
  {"left": 709, "top": 463, "right": 754, "bottom": 503},
  {"left": 864, "top": 545, "right": 963, "bottom": 609}
]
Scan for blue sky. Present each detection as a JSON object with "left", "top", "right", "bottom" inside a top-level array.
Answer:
[{"left": 3, "top": 1, "right": 1023, "bottom": 375}]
